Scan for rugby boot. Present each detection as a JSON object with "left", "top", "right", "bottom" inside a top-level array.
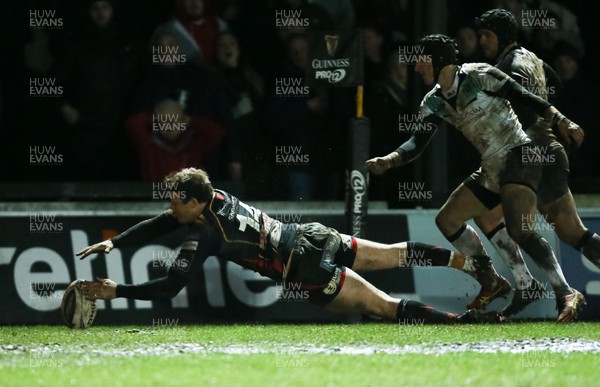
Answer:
[
  {"left": 501, "top": 278, "right": 545, "bottom": 317},
  {"left": 556, "top": 289, "right": 586, "bottom": 323},
  {"left": 466, "top": 255, "right": 512, "bottom": 310}
]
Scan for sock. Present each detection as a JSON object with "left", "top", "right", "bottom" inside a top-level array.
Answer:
[
  {"left": 577, "top": 231, "right": 600, "bottom": 270},
  {"left": 486, "top": 224, "right": 534, "bottom": 290},
  {"left": 447, "top": 224, "right": 486, "bottom": 256},
  {"left": 405, "top": 242, "right": 495, "bottom": 282},
  {"left": 520, "top": 233, "right": 571, "bottom": 297},
  {"left": 405, "top": 242, "right": 451, "bottom": 267},
  {"left": 459, "top": 254, "right": 499, "bottom": 282},
  {"left": 396, "top": 299, "right": 456, "bottom": 324}
]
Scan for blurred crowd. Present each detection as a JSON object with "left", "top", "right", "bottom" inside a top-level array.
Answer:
[{"left": 1, "top": 0, "right": 597, "bottom": 203}]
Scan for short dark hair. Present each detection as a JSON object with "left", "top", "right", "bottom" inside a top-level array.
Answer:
[{"left": 164, "top": 168, "right": 214, "bottom": 203}]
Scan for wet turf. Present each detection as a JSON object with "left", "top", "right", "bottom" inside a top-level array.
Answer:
[{"left": 1, "top": 323, "right": 599, "bottom": 386}]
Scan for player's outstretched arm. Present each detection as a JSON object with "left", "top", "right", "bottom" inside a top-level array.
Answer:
[
  {"left": 76, "top": 240, "right": 114, "bottom": 260},
  {"left": 366, "top": 152, "right": 399, "bottom": 175},
  {"left": 80, "top": 277, "right": 117, "bottom": 300},
  {"left": 81, "top": 271, "right": 189, "bottom": 301}
]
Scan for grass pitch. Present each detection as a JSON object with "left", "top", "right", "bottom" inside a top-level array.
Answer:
[{"left": 1, "top": 322, "right": 599, "bottom": 387}]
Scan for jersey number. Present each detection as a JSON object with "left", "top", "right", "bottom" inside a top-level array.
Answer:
[{"left": 236, "top": 202, "right": 261, "bottom": 233}]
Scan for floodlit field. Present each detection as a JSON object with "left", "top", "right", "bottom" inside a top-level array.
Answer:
[{"left": 1, "top": 323, "right": 599, "bottom": 387}]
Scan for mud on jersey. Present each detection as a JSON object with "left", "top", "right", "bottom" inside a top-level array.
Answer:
[
  {"left": 498, "top": 46, "right": 556, "bottom": 145},
  {"left": 420, "top": 63, "right": 530, "bottom": 160}
]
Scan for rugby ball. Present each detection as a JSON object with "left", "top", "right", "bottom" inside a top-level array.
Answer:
[{"left": 61, "top": 279, "right": 97, "bottom": 329}]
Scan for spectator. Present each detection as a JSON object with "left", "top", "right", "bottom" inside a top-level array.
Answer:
[
  {"left": 125, "top": 98, "right": 225, "bottom": 181},
  {"left": 537, "top": 0, "right": 584, "bottom": 58},
  {"left": 363, "top": 24, "right": 387, "bottom": 87},
  {"left": 455, "top": 24, "right": 486, "bottom": 64},
  {"left": 527, "top": 8, "right": 563, "bottom": 63},
  {"left": 274, "top": 0, "right": 335, "bottom": 37},
  {"left": 132, "top": 32, "right": 241, "bottom": 182},
  {"left": 551, "top": 40, "right": 599, "bottom": 179},
  {"left": 53, "top": 0, "right": 143, "bottom": 180},
  {"left": 308, "top": 0, "right": 356, "bottom": 30},
  {"left": 151, "top": 0, "right": 228, "bottom": 68},
  {"left": 214, "top": 31, "right": 273, "bottom": 199},
  {"left": 266, "top": 33, "right": 330, "bottom": 200},
  {"left": 364, "top": 52, "right": 413, "bottom": 206}
]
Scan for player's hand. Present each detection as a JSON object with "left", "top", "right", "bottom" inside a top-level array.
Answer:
[
  {"left": 76, "top": 240, "right": 114, "bottom": 260},
  {"left": 556, "top": 117, "right": 584, "bottom": 150},
  {"left": 81, "top": 277, "right": 117, "bottom": 301},
  {"left": 549, "top": 109, "right": 584, "bottom": 151},
  {"left": 366, "top": 156, "right": 392, "bottom": 175}
]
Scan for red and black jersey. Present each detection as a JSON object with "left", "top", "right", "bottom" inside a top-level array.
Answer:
[{"left": 111, "top": 190, "right": 297, "bottom": 282}]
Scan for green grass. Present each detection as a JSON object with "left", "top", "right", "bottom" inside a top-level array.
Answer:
[{"left": 1, "top": 323, "right": 599, "bottom": 387}]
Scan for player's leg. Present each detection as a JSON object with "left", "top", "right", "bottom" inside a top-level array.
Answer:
[
  {"left": 435, "top": 183, "right": 488, "bottom": 256},
  {"left": 474, "top": 205, "right": 541, "bottom": 316},
  {"left": 325, "top": 268, "right": 460, "bottom": 324},
  {"left": 350, "top": 238, "right": 506, "bottom": 295},
  {"left": 536, "top": 149, "right": 600, "bottom": 270},
  {"left": 500, "top": 183, "right": 584, "bottom": 321},
  {"left": 475, "top": 205, "right": 536, "bottom": 289},
  {"left": 435, "top": 182, "right": 511, "bottom": 309},
  {"left": 350, "top": 239, "right": 459, "bottom": 271}
]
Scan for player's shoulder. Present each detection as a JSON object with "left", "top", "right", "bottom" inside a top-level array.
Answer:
[
  {"left": 508, "top": 46, "right": 543, "bottom": 66},
  {"left": 458, "top": 62, "right": 493, "bottom": 74},
  {"left": 459, "top": 62, "right": 509, "bottom": 83}
]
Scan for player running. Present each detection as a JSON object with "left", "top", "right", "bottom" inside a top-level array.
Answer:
[
  {"left": 367, "top": 34, "right": 585, "bottom": 322},
  {"left": 77, "top": 167, "right": 502, "bottom": 325},
  {"left": 470, "top": 8, "right": 599, "bottom": 318}
]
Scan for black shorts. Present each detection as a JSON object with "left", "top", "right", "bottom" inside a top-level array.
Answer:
[
  {"left": 537, "top": 141, "right": 570, "bottom": 205},
  {"left": 499, "top": 143, "right": 543, "bottom": 192},
  {"left": 285, "top": 223, "right": 357, "bottom": 306}
]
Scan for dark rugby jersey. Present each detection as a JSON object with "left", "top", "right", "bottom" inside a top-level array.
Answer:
[
  {"left": 498, "top": 46, "right": 561, "bottom": 145},
  {"left": 111, "top": 190, "right": 297, "bottom": 282}
]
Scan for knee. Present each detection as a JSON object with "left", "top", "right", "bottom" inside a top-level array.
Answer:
[
  {"left": 435, "top": 211, "right": 456, "bottom": 235},
  {"left": 474, "top": 211, "right": 503, "bottom": 235},
  {"left": 504, "top": 222, "right": 529, "bottom": 245},
  {"left": 554, "top": 221, "right": 586, "bottom": 247}
]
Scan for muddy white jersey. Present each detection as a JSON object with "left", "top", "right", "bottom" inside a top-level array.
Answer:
[{"left": 420, "top": 63, "right": 530, "bottom": 160}]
